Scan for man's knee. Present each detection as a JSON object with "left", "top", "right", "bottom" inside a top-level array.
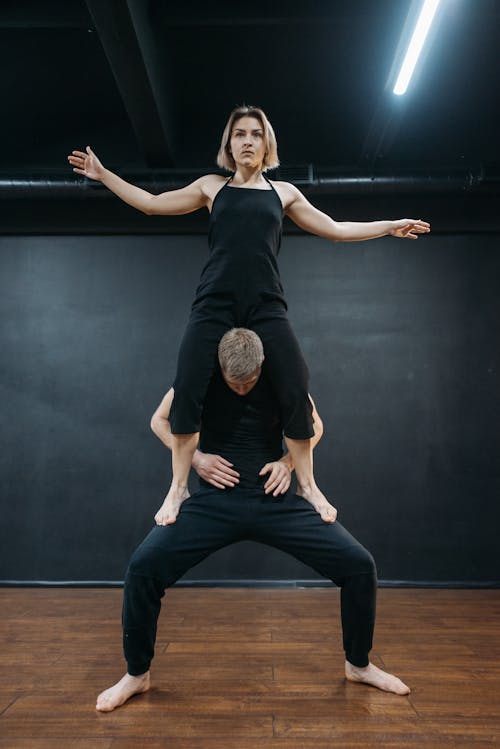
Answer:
[
  {"left": 359, "top": 547, "right": 377, "bottom": 577},
  {"left": 342, "top": 544, "right": 377, "bottom": 580},
  {"left": 126, "top": 540, "right": 174, "bottom": 587}
]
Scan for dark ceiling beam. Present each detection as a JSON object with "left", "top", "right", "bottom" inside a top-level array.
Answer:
[
  {"left": 359, "top": 96, "right": 406, "bottom": 168},
  {"left": 0, "top": 0, "right": 90, "bottom": 28},
  {"left": 151, "top": 0, "right": 381, "bottom": 28},
  {"left": 125, "top": 0, "right": 178, "bottom": 162},
  {"left": 153, "top": 16, "right": 364, "bottom": 27},
  {"left": 85, "top": 0, "right": 175, "bottom": 167}
]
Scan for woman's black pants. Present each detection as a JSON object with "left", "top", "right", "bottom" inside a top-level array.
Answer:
[
  {"left": 169, "top": 298, "right": 313, "bottom": 438},
  {"left": 122, "top": 488, "right": 377, "bottom": 675}
]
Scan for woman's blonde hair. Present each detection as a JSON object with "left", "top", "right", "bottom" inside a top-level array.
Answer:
[
  {"left": 218, "top": 328, "right": 264, "bottom": 380},
  {"left": 216, "top": 105, "right": 279, "bottom": 172}
]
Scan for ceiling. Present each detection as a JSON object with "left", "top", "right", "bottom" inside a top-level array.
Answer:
[{"left": 1, "top": 0, "right": 499, "bottom": 231}]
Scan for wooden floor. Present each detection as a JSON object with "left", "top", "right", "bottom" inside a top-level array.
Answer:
[{"left": 0, "top": 588, "right": 499, "bottom": 748}]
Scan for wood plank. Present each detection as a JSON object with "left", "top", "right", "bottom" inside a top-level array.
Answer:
[
  {"left": 145, "top": 652, "right": 274, "bottom": 681},
  {"left": 167, "top": 640, "right": 329, "bottom": 654},
  {"left": 418, "top": 718, "right": 500, "bottom": 741},
  {"left": 0, "top": 691, "right": 21, "bottom": 716},
  {"left": 148, "top": 623, "right": 273, "bottom": 641},
  {"left": 105, "top": 740, "right": 495, "bottom": 749},
  {"left": 0, "top": 742, "right": 114, "bottom": 749},
  {"left": 273, "top": 714, "right": 423, "bottom": 739},
  {"left": 0, "top": 692, "right": 273, "bottom": 739}
]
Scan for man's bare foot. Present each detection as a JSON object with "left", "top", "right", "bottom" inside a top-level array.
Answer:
[
  {"left": 154, "top": 485, "right": 190, "bottom": 525},
  {"left": 96, "top": 671, "right": 150, "bottom": 712},
  {"left": 297, "top": 484, "right": 337, "bottom": 523},
  {"left": 345, "top": 660, "right": 410, "bottom": 695}
]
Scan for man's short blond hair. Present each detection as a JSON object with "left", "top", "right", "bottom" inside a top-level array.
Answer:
[
  {"left": 218, "top": 328, "right": 264, "bottom": 380},
  {"left": 216, "top": 105, "right": 280, "bottom": 172}
]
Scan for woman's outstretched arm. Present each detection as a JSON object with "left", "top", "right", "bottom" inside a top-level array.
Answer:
[
  {"left": 282, "top": 183, "right": 430, "bottom": 241},
  {"left": 67, "top": 146, "right": 210, "bottom": 215}
]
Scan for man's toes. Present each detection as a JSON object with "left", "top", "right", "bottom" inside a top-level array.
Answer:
[
  {"left": 396, "top": 681, "right": 411, "bottom": 695},
  {"left": 96, "top": 696, "right": 111, "bottom": 711}
]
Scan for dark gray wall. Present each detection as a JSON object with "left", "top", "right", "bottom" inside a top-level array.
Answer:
[{"left": 1, "top": 232, "right": 499, "bottom": 584}]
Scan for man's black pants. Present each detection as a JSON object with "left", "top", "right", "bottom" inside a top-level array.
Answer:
[{"left": 123, "top": 488, "right": 377, "bottom": 674}]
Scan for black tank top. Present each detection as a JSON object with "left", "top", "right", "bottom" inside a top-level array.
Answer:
[
  {"left": 198, "top": 367, "right": 284, "bottom": 491},
  {"left": 194, "top": 176, "right": 286, "bottom": 308}
]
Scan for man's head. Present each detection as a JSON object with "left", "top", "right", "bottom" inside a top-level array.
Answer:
[{"left": 218, "top": 328, "right": 264, "bottom": 396}]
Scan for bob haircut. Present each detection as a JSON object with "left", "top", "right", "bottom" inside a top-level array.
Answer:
[{"left": 216, "top": 105, "right": 279, "bottom": 172}]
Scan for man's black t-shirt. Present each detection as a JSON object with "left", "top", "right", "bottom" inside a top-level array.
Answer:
[{"left": 198, "top": 367, "right": 284, "bottom": 491}]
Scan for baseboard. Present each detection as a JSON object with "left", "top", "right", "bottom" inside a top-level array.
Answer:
[{"left": 1, "top": 579, "right": 499, "bottom": 588}]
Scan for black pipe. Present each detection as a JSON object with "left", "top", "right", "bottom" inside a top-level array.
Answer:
[{"left": 1, "top": 169, "right": 498, "bottom": 197}]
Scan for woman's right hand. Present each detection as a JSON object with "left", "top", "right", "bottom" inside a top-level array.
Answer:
[{"left": 67, "top": 146, "right": 105, "bottom": 181}]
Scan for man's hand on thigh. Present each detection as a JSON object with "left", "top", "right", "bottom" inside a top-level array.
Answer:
[{"left": 192, "top": 451, "right": 240, "bottom": 489}]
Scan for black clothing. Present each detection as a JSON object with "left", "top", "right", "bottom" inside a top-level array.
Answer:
[
  {"left": 169, "top": 177, "right": 313, "bottom": 439},
  {"left": 197, "top": 178, "right": 286, "bottom": 307},
  {"left": 122, "top": 373, "right": 378, "bottom": 675},
  {"left": 123, "top": 489, "right": 377, "bottom": 675},
  {"left": 198, "top": 368, "right": 283, "bottom": 491}
]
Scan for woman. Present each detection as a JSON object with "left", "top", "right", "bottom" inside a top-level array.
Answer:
[{"left": 68, "top": 105, "right": 430, "bottom": 525}]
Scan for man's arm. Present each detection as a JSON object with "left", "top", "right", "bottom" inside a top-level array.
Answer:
[
  {"left": 150, "top": 389, "right": 240, "bottom": 489},
  {"left": 150, "top": 388, "right": 176, "bottom": 448}
]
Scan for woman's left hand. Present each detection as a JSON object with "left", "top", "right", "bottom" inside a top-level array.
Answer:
[{"left": 390, "top": 219, "right": 431, "bottom": 239}]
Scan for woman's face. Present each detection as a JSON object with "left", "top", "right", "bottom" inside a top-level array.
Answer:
[{"left": 229, "top": 116, "right": 266, "bottom": 170}]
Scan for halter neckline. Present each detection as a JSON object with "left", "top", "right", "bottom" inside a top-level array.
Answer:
[{"left": 225, "top": 174, "right": 273, "bottom": 191}]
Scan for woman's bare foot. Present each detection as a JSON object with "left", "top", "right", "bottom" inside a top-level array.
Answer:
[
  {"left": 154, "top": 485, "right": 190, "bottom": 525},
  {"left": 297, "top": 484, "right": 337, "bottom": 523},
  {"left": 345, "top": 660, "right": 410, "bottom": 695},
  {"left": 96, "top": 671, "right": 150, "bottom": 712}
]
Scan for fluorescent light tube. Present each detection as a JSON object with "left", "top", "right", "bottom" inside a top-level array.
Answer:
[{"left": 393, "top": 0, "right": 440, "bottom": 95}]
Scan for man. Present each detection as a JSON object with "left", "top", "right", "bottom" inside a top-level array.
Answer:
[{"left": 96, "top": 328, "right": 409, "bottom": 711}]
